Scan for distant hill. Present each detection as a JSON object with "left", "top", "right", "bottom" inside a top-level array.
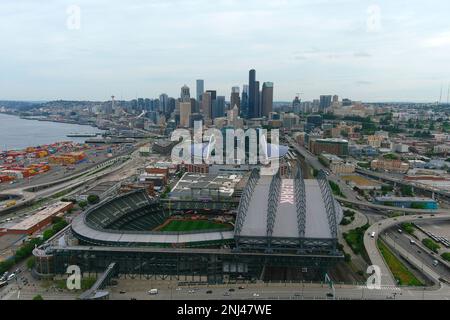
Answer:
[{"left": 0, "top": 100, "right": 43, "bottom": 110}]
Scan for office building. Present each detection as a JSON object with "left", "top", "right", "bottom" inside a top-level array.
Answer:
[
  {"left": 309, "top": 138, "right": 349, "bottom": 156},
  {"left": 179, "top": 102, "right": 191, "bottom": 128},
  {"left": 212, "top": 96, "right": 225, "bottom": 119},
  {"left": 181, "top": 85, "right": 190, "bottom": 102},
  {"left": 261, "top": 82, "right": 273, "bottom": 117},
  {"left": 159, "top": 93, "right": 169, "bottom": 114},
  {"left": 241, "top": 85, "right": 249, "bottom": 118},
  {"left": 196, "top": 80, "right": 204, "bottom": 102},
  {"left": 230, "top": 86, "right": 240, "bottom": 113},
  {"left": 201, "top": 91, "right": 212, "bottom": 120},
  {"left": 319, "top": 95, "right": 332, "bottom": 112}
]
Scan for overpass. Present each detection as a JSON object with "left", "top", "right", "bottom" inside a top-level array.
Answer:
[
  {"left": 335, "top": 196, "right": 450, "bottom": 214},
  {"left": 355, "top": 168, "right": 450, "bottom": 202},
  {"left": 364, "top": 214, "right": 450, "bottom": 287},
  {"left": 79, "top": 262, "right": 118, "bottom": 300}
]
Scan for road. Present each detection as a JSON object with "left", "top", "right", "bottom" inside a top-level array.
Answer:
[
  {"left": 3, "top": 280, "right": 449, "bottom": 300},
  {"left": 364, "top": 213, "right": 450, "bottom": 287},
  {"left": 382, "top": 227, "right": 450, "bottom": 281},
  {"left": 285, "top": 135, "right": 359, "bottom": 202}
]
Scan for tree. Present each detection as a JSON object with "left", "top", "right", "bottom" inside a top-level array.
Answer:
[
  {"left": 87, "top": 194, "right": 100, "bottom": 205},
  {"left": 33, "top": 295, "right": 44, "bottom": 300},
  {"left": 27, "top": 257, "right": 36, "bottom": 269},
  {"left": 401, "top": 185, "right": 414, "bottom": 197},
  {"left": 78, "top": 201, "right": 88, "bottom": 209}
]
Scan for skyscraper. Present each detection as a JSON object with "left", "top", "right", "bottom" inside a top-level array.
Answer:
[
  {"left": 196, "top": 80, "right": 204, "bottom": 102},
  {"left": 212, "top": 96, "right": 225, "bottom": 119},
  {"left": 319, "top": 95, "right": 332, "bottom": 112},
  {"left": 201, "top": 91, "right": 212, "bottom": 120},
  {"left": 181, "top": 85, "right": 190, "bottom": 102},
  {"left": 230, "top": 86, "right": 240, "bottom": 113},
  {"left": 261, "top": 82, "right": 273, "bottom": 117},
  {"left": 248, "top": 69, "right": 256, "bottom": 118},
  {"left": 159, "top": 93, "right": 168, "bottom": 114},
  {"left": 255, "top": 81, "right": 260, "bottom": 118},
  {"left": 241, "top": 85, "right": 249, "bottom": 118},
  {"left": 180, "top": 102, "right": 191, "bottom": 128},
  {"left": 206, "top": 90, "right": 216, "bottom": 101}
]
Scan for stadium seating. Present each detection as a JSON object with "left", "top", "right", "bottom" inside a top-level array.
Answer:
[{"left": 85, "top": 190, "right": 169, "bottom": 231}]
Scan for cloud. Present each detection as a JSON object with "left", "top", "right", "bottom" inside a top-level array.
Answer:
[
  {"left": 355, "top": 80, "right": 372, "bottom": 85},
  {"left": 422, "top": 31, "right": 450, "bottom": 48},
  {"left": 353, "top": 51, "right": 372, "bottom": 58}
]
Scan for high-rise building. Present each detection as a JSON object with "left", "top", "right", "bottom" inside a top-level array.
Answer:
[
  {"left": 168, "top": 97, "right": 176, "bottom": 115},
  {"left": 248, "top": 69, "right": 256, "bottom": 118},
  {"left": 201, "top": 91, "right": 212, "bottom": 120},
  {"left": 196, "top": 80, "right": 204, "bottom": 102},
  {"left": 255, "top": 81, "right": 260, "bottom": 118},
  {"left": 319, "top": 95, "right": 332, "bottom": 112},
  {"left": 342, "top": 98, "right": 352, "bottom": 106},
  {"left": 241, "top": 85, "right": 249, "bottom": 118},
  {"left": 261, "top": 82, "right": 273, "bottom": 117},
  {"left": 230, "top": 86, "right": 240, "bottom": 113},
  {"left": 292, "top": 96, "right": 301, "bottom": 114},
  {"left": 206, "top": 90, "right": 216, "bottom": 101},
  {"left": 180, "top": 102, "right": 191, "bottom": 127},
  {"left": 181, "top": 85, "right": 190, "bottom": 102},
  {"left": 159, "top": 94, "right": 168, "bottom": 114},
  {"left": 332, "top": 95, "right": 339, "bottom": 103},
  {"left": 212, "top": 96, "right": 225, "bottom": 119}
]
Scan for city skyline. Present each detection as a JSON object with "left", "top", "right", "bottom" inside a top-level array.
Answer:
[{"left": 1, "top": 0, "right": 450, "bottom": 102}]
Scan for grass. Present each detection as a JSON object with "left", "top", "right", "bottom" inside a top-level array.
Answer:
[
  {"left": 401, "top": 222, "right": 415, "bottom": 235},
  {"left": 52, "top": 276, "right": 97, "bottom": 291},
  {"left": 329, "top": 180, "right": 346, "bottom": 198},
  {"left": 158, "top": 219, "right": 233, "bottom": 232},
  {"left": 343, "top": 224, "right": 369, "bottom": 255},
  {"left": 377, "top": 239, "right": 424, "bottom": 286},
  {"left": 422, "top": 238, "right": 440, "bottom": 253},
  {"left": 441, "top": 252, "right": 450, "bottom": 262}
]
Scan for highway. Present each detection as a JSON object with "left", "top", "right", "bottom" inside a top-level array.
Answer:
[
  {"left": 382, "top": 227, "right": 450, "bottom": 281},
  {"left": 364, "top": 214, "right": 450, "bottom": 287},
  {"left": 285, "top": 135, "right": 449, "bottom": 214},
  {"left": 0, "top": 154, "right": 131, "bottom": 216}
]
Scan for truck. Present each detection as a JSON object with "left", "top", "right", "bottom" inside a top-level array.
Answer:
[{"left": 148, "top": 288, "right": 158, "bottom": 295}]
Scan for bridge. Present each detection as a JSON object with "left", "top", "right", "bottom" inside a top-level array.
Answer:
[{"left": 79, "top": 262, "right": 118, "bottom": 300}]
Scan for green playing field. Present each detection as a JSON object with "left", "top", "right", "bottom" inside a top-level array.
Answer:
[{"left": 158, "top": 220, "right": 233, "bottom": 232}]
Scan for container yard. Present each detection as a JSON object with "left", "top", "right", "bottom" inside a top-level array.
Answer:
[{"left": 0, "top": 141, "right": 134, "bottom": 191}]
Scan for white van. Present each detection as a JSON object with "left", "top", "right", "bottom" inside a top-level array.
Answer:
[
  {"left": 148, "top": 289, "right": 158, "bottom": 295},
  {"left": 370, "top": 232, "right": 376, "bottom": 238}
]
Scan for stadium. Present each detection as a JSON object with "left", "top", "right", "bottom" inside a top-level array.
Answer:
[{"left": 33, "top": 168, "right": 344, "bottom": 284}]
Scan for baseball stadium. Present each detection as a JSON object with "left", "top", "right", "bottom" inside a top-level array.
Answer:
[{"left": 33, "top": 168, "right": 344, "bottom": 284}]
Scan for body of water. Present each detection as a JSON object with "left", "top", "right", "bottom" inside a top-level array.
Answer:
[{"left": 0, "top": 113, "right": 102, "bottom": 151}]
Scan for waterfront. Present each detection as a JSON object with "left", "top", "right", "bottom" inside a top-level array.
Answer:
[{"left": 0, "top": 113, "right": 101, "bottom": 151}]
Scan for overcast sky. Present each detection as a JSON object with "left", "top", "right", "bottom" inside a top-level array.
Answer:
[{"left": 1, "top": 0, "right": 450, "bottom": 102}]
